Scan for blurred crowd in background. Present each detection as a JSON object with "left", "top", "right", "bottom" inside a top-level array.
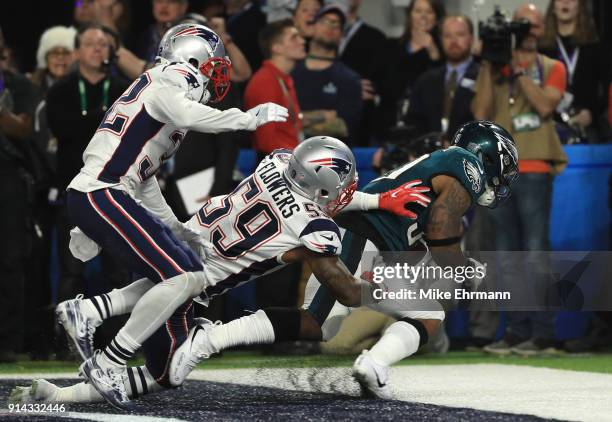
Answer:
[{"left": 0, "top": 0, "right": 611, "bottom": 363}]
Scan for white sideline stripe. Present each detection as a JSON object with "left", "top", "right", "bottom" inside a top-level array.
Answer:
[
  {"left": 0, "top": 410, "right": 184, "bottom": 422},
  {"left": 55, "top": 412, "right": 183, "bottom": 422},
  {"left": 188, "top": 364, "right": 612, "bottom": 422}
]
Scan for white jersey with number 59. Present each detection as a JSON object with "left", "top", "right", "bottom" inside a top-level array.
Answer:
[
  {"left": 68, "top": 62, "right": 258, "bottom": 195},
  {"left": 186, "top": 150, "right": 343, "bottom": 299}
]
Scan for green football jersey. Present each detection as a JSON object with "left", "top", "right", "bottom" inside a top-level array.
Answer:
[{"left": 362, "top": 146, "right": 486, "bottom": 251}]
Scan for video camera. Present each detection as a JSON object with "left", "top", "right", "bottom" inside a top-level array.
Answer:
[{"left": 479, "top": 6, "right": 530, "bottom": 65}]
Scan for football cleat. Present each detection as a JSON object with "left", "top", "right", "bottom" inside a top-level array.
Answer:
[
  {"left": 9, "top": 379, "right": 58, "bottom": 404},
  {"left": 80, "top": 351, "right": 133, "bottom": 411},
  {"left": 352, "top": 350, "right": 393, "bottom": 400},
  {"left": 169, "top": 318, "right": 218, "bottom": 386},
  {"left": 56, "top": 294, "right": 98, "bottom": 360}
]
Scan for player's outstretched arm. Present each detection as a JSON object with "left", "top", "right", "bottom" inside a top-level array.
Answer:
[
  {"left": 147, "top": 66, "right": 288, "bottom": 133},
  {"left": 341, "top": 180, "right": 431, "bottom": 219},
  {"left": 304, "top": 252, "right": 372, "bottom": 307},
  {"left": 138, "top": 176, "right": 204, "bottom": 250}
]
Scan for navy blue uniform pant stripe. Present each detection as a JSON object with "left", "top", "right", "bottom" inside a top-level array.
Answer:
[{"left": 67, "top": 189, "right": 202, "bottom": 284}]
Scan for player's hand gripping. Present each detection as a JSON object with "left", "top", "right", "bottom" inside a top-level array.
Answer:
[
  {"left": 247, "top": 102, "right": 289, "bottom": 128},
  {"left": 378, "top": 179, "right": 431, "bottom": 219}
]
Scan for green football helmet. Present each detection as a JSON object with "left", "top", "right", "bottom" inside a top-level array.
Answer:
[{"left": 452, "top": 120, "right": 519, "bottom": 208}]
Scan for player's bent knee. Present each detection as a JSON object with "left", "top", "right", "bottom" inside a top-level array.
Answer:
[{"left": 184, "top": 271, "right": 209, "bottom": 297}]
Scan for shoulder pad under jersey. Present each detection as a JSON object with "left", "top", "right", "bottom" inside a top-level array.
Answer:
[
  {"left": 159, "top": 62, "right": 204, "bottom": 101},
  {"left": 298, "top": 217, "right": 342, "bottom": 256}
]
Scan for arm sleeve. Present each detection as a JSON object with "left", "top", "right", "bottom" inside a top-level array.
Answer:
[
  {"left": 147, "top": 86, "right": 257, "bottom": 133},
  {"left": 137, "top": 176, "right": 182, "bottom": 233},
  {"left": 340, "top": 191, "right": 379, "bottom": 212},
  {"left": 544, "top": 60, "right": 567, "bottom": 93}
]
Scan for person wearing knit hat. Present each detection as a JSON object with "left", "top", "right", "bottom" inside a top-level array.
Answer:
[{"left": 30, "top": 26, "right": 77, "bottom": 95}]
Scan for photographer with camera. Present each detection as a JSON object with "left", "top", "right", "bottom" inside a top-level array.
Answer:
[
  {"left": 473, "top": 4, "right": 568, "bottom": 356},
  {"left": 46, "top": 23, "right": 130, "bottom": 359}
]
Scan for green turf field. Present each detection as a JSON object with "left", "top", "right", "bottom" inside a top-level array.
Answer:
[{"left": 1, "top": 350, "right": 611, "bottom": 375}]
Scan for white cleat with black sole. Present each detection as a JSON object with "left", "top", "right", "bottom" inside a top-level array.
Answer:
[
  {"left": 169, "top": 318, "right": 218, "bottom": 386},
  {"left": 80, "top": 351, "right": 133, "bottom": 411},
  {"left": 56, "top": 294, "right": 98, "bottom": 360},
  {"left": 352, "top": 350, "right": 393, "bottom": 400}
]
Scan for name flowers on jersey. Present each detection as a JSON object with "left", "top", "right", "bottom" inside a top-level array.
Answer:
[{"left": 257, "top": 159, "right": 300, "bottom": 218}]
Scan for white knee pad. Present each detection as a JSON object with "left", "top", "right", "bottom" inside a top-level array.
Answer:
[{"left": 184, "top": 271, "right": 209, "bottom": 298}]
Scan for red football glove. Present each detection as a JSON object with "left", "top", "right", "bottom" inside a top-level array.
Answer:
[{"left": 378, "top": 179, "right": 431, "bottom": 219}]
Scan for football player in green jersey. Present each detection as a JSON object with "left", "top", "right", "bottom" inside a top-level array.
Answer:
[{"left": 167, "top": 121, "right": 519, "bottom": 399}]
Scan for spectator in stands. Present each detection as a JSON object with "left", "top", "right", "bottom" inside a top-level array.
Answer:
[
  {"left": 406, "top": 14, "right": 478, "bottom": 137},
  {"left": 539, "top": 0, "right": 608, "bottom": 142},
  {"left": 136, "top": 0, "right": 188, "bottom": 63},
  {"left": 46, "top": 24, "right": 131, "bottom": 357},
  {"left": 73, "top": 0, "right": 98, "bottom": 27},
  {"left": 293, "top": 0, "right": 322, "bottom": 42},
  {"left": 472, "top": 3, "right": 568, "bottom": 356},
  {"left": 26, "top": 26, "right": 78, "bottom": 360},
  {"left": 338, "top": 0, "right": 387, "bottom": 146},
  {"left": 379, "top": 0, "right": 445, "bottom": 132},
  {"left": 226, "top": 0, "right": 267, "bottom": 70},
  {"left": 245, "top": 19, "right": 305, "bottom": 160},
  {"left": 0, "top": 26, "right": 37, "bottom": 362},
  {"left": 292, "top": 4, "right": 362, "bottom": 145}
]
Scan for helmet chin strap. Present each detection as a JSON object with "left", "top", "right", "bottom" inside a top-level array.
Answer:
[{"left": 477, "top": 183, "right": 496, "bottom": 207}]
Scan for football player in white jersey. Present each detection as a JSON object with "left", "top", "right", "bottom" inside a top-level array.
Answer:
[
  {"left": 12, "top": 137, "right": 431, "bottom": 408},
  {"left": 55, "top": 22, "right": 290, "bottom": 409}
]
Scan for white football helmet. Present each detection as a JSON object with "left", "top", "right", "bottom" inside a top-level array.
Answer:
[
  {"left": 157, "top": 23, "right": 231, "bottom": 103},
  {"left": 284, "top": 136, "right": 358, "bottom": 216}
]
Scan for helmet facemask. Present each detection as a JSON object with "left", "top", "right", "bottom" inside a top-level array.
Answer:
[
  {"left": 324, "top": 177, "right": 358, "bottom": 216},
  {"left": 480, "top": 153, "right": 518, "bottom": 208},
  {"left": 200, "top": 56, "right": 231, "bottom": 103}
]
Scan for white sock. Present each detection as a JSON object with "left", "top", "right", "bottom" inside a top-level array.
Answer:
[
  {"left": 368, "top": 321, "right": 421, "bottom": 366},
  {"left": 55, "top": 381, "right": 102, "bottom": 403},
  {"left": 54, "top": 366, "right": 162, "bottom": 403},
  {"left": 82, "top": 278, "right": 155, "bottom": 323},
  {"left": 208, "top": 310, "right": 275, "bottom": 353},
  {"left": 98, "top": 330, "right": 141, "bottom": 368}
]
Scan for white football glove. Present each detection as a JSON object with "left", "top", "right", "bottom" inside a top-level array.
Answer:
[
  {"left": 69, "top": 227, "right": 101, "bottom": 262},
  {"left": 247, "top": 102, "right": 289, "bottom": 128}
]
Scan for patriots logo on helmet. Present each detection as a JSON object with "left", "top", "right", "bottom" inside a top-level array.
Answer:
[
  {"left": 173, "top": 26, "right": 219, "bottom": 48},
  {"left": 309, "top": 157, "right": 352, "bottom": 181}
]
